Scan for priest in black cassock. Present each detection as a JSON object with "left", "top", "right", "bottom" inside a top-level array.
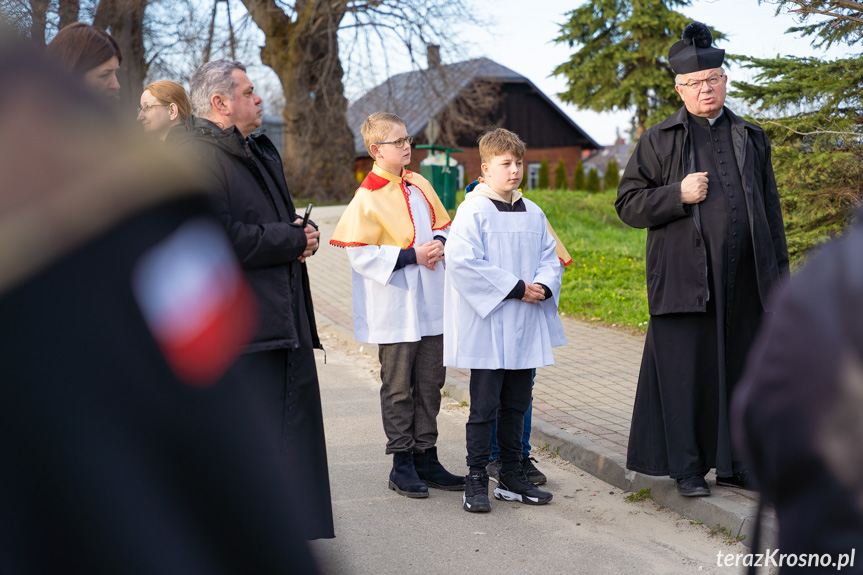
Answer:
[{"left": 616, "top": 22, "right": 789, "bottom": 497}]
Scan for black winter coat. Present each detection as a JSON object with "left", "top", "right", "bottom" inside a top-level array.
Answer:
[
  {"left": 168, "top": 117, "right": 321, "bottom": 352},
  {"left": 616, "top": 106, "right": 789, "bottom": 315}
]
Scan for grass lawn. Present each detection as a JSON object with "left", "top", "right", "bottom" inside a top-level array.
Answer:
[{"left": 451, "top": 188, "right": 650, "bottom": 333}]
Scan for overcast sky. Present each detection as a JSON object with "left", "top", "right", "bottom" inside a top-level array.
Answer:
[{"left": 336, "top": 0, "right": 852, "bottom": 147}]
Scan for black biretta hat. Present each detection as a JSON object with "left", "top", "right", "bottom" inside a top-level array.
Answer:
[{"left": 668, "top": 22, "right": 725, "bottom": 75}]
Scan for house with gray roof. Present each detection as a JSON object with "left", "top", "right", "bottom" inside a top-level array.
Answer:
[{"left": 347, "top": 50, "right": 600, "bottom": 190}]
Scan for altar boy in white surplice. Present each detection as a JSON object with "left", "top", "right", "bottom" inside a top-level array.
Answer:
[
  {"left": 444, "top": 128, "right": 566, "bottom": 514},
  {"left": 329, "top": 112, "right": 465, "bottom": 499}
]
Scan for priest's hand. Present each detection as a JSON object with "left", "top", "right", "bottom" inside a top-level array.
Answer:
[
  {"left": 295, "top": 217, "right": 320, "bottom": 263},
  {"left": 681, "top": 172, "right": 709, "bottom": 204},
  {"left": 522, "top": 283, "right": 546, "bottom": 303}
]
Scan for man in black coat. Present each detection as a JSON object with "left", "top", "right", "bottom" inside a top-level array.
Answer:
[
  {"left": 168, "top": 60, "right": 334, "bottom": 538},
  {"left": 616, "top": 22, "right": 789, "bottom": 497}
]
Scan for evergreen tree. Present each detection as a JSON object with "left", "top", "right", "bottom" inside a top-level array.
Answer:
[
  {"left": 604, "top": 159, "right": 620, "bottom": 191},
  {"left": 573, "top": 159, "right": 586, "bottom": 190},
  {"left": 553, "top": 1, "right": 726, "bottom": 139},
  {"left": 519, "top": 170, "right": 529, "bottom": 191},
  {"left": 538, "top": 158, "right": 550, "bottom": 189},
  {"left": 586, "top": 167, "right": 601, "bottom": 193},
  {"left": 731, "top": 1, "right": 863, "bottom": 261},
  {"left": 554, "top": 159, "right": 568, "bottom": 190}
]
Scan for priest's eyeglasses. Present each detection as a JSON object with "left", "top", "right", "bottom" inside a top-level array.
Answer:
[
  {"left": 375, "top": 136, "right": 413, "bottom": 148},
  {"left": 678, "top": 75, "right": 725, "bottom": 92}
]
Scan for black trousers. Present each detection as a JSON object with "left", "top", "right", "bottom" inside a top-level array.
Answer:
[{"left": 465, "top": 368, "right": 533, "bottom": 469}]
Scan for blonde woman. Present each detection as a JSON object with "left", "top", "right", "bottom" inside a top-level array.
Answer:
[{"left": 137, "top": 80, "right": 191, "bottom": 140}]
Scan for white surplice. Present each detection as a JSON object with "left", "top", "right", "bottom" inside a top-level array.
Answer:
[
  {"left": 443, "top": 193, "right": 566, "bottom": 369},
  {"left": 346, "top": 183, "right": 448, "bottom": 344}
]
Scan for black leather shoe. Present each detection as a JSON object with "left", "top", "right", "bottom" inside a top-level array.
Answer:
[
  {"left": 676, "top": 475, "right": 710, "bottom": 497},
  {"left": 716, "top": 471, "right": 756, "bottom": 491}
]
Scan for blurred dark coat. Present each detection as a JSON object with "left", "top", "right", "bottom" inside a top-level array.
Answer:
[
  {"left": 734, "top": 217, "right": 863, "bottom": 571},
  {"left": 0, "top": 196, "right": 320, "bottom": 575}
]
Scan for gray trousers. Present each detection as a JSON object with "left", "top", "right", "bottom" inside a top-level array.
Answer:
[{"left": 378, "top": 335, "right": 446, "bottom": 454}]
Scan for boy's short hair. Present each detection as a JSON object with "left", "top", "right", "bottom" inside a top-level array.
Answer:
[
  {"left": 361, "top": 112, "right": 406, "bottom": 156},
  {"left": 478, "top": 128, "right": 526, "bottom": 164}
]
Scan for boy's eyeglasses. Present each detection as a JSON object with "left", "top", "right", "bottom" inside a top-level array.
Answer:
[
  {"left": 137, "top": 103, "right": 168, "bottom": 114},
  {"left": 677, "top": 75, "right": 724, "bottom": 92},
  {"left": 375, "top": 136, "right": 413, "bottom": 149}
]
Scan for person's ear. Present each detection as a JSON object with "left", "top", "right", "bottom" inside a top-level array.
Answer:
[
  {"left": 370, "top": 144, "right": 380, "bottom": 159},
  {"left": 168, "top": 103, "right": 178, "bottom": 121},
  {"left": 211, "top": 94, "right": 229, "bottom": 117},
  {"left": 674, "top": 85, "right": 684, "bottom": 99},
  {"left": 480, "top": 162, "right": 489, "bottom": 176}
]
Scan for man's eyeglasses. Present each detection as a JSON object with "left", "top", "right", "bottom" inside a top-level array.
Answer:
[
  {"left": 375, "top": 136, "right": 413, "bottom": 149},
  {"left": 137, "top": 103, "right": 168, "bottom": 114},
  {"left": 677, "top": 75, "right": 725, "bottom": 92}
]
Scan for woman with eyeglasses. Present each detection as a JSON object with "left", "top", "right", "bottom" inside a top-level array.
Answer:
[
  {"left": 45, "top": 22, "right": 121, "bottom": 103},
  {"left": 137, "top": 81, "right": 191, "bottom": 141}
]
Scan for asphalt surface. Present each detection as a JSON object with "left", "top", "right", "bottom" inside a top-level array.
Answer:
[{"left": 308, "top": 318, "right": 765, "bottom": 575}]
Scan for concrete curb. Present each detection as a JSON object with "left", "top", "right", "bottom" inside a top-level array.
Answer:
[{"left": 315, "top": 307, "right": 776, "bottom": 550}]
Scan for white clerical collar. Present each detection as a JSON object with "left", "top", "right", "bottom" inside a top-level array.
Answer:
[{"left": 707, "top": 109, "right": 724, "bottom": 126}]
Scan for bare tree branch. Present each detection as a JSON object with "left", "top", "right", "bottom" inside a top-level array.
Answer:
[
  {"left": 752, "top": 116, "right": 862, "bottom": 137},
  {"left": 772, "top": 0, "right": 863, "bottom": 23}
]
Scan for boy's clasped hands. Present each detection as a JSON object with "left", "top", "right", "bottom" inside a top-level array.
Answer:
[
  {"left": 522, "top": 283, "right": 546, "bottom": 303},
  {"left": 415, "top": 239, "right": 445, "bottom": 270}
]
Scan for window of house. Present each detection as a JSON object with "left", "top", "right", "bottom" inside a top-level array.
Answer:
[{"left": 527, "top": 163, "right": 541, "bottom": 190}]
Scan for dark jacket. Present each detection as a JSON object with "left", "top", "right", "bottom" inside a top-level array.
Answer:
[
  {"left": 616, "top": 106, "right": 789, "bottom": 315},
  {"left": 732, "top": 215, "right": 863, "bottom": 564},
  {"left": 168, "top": 116, "right": 321, "bottom": 353}
]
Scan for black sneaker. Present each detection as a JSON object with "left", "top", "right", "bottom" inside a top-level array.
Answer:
[
  {"left": 676, "top": 475, "right": 710, "bottom": 497},
  {"left": 486, "top": 458, "right": 502, "bottom": 484},
  {"left": 494, "top": 469, "right": 553, "bottom": 505},
  {"left": 463, "top": 471, "right": 492, "bottom": 513},
  {"left": 716, "top": 471, "right": 756, "bottom": 491},
  {"left": 521, "top": 455, "right": 547, "bottom": 485}
]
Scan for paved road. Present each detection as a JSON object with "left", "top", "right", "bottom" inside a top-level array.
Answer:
[{"left": 308, "top": 319, "right": 760, "bottom": 575}]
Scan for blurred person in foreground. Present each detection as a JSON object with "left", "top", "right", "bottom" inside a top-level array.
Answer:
[
  {"left": 0, "top": 34, "right": 320, "bottom": 575},
  {"left": 616, "top": 21, "right": 788, "bottom": 497},
  {"left": 137, "top": 80, "right": 192, "bottom": 140},
  {"left": 45, "top": 21, "right": 121, "bottom": 102},
  {"left": 168, "top": 59, "right": 333, "bottom": 539},
  {"left": 733, "top": 215, "right": 863, "bottom": 574}
]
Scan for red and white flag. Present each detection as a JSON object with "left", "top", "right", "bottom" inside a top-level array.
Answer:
[{"left": 132, "top": 218, "right": 256, "bottom": 386}]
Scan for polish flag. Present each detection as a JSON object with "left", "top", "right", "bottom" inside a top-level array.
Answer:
[{"left": 132, "top": 218, "right": 256, "bottom": 386}]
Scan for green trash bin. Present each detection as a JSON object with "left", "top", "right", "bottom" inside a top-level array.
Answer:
[
  {"left": 419, "top": 164, "right": 456, "bottom": 210},
  {"left": 416, "top": 144, "right": 462, "bottom": 210}
]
